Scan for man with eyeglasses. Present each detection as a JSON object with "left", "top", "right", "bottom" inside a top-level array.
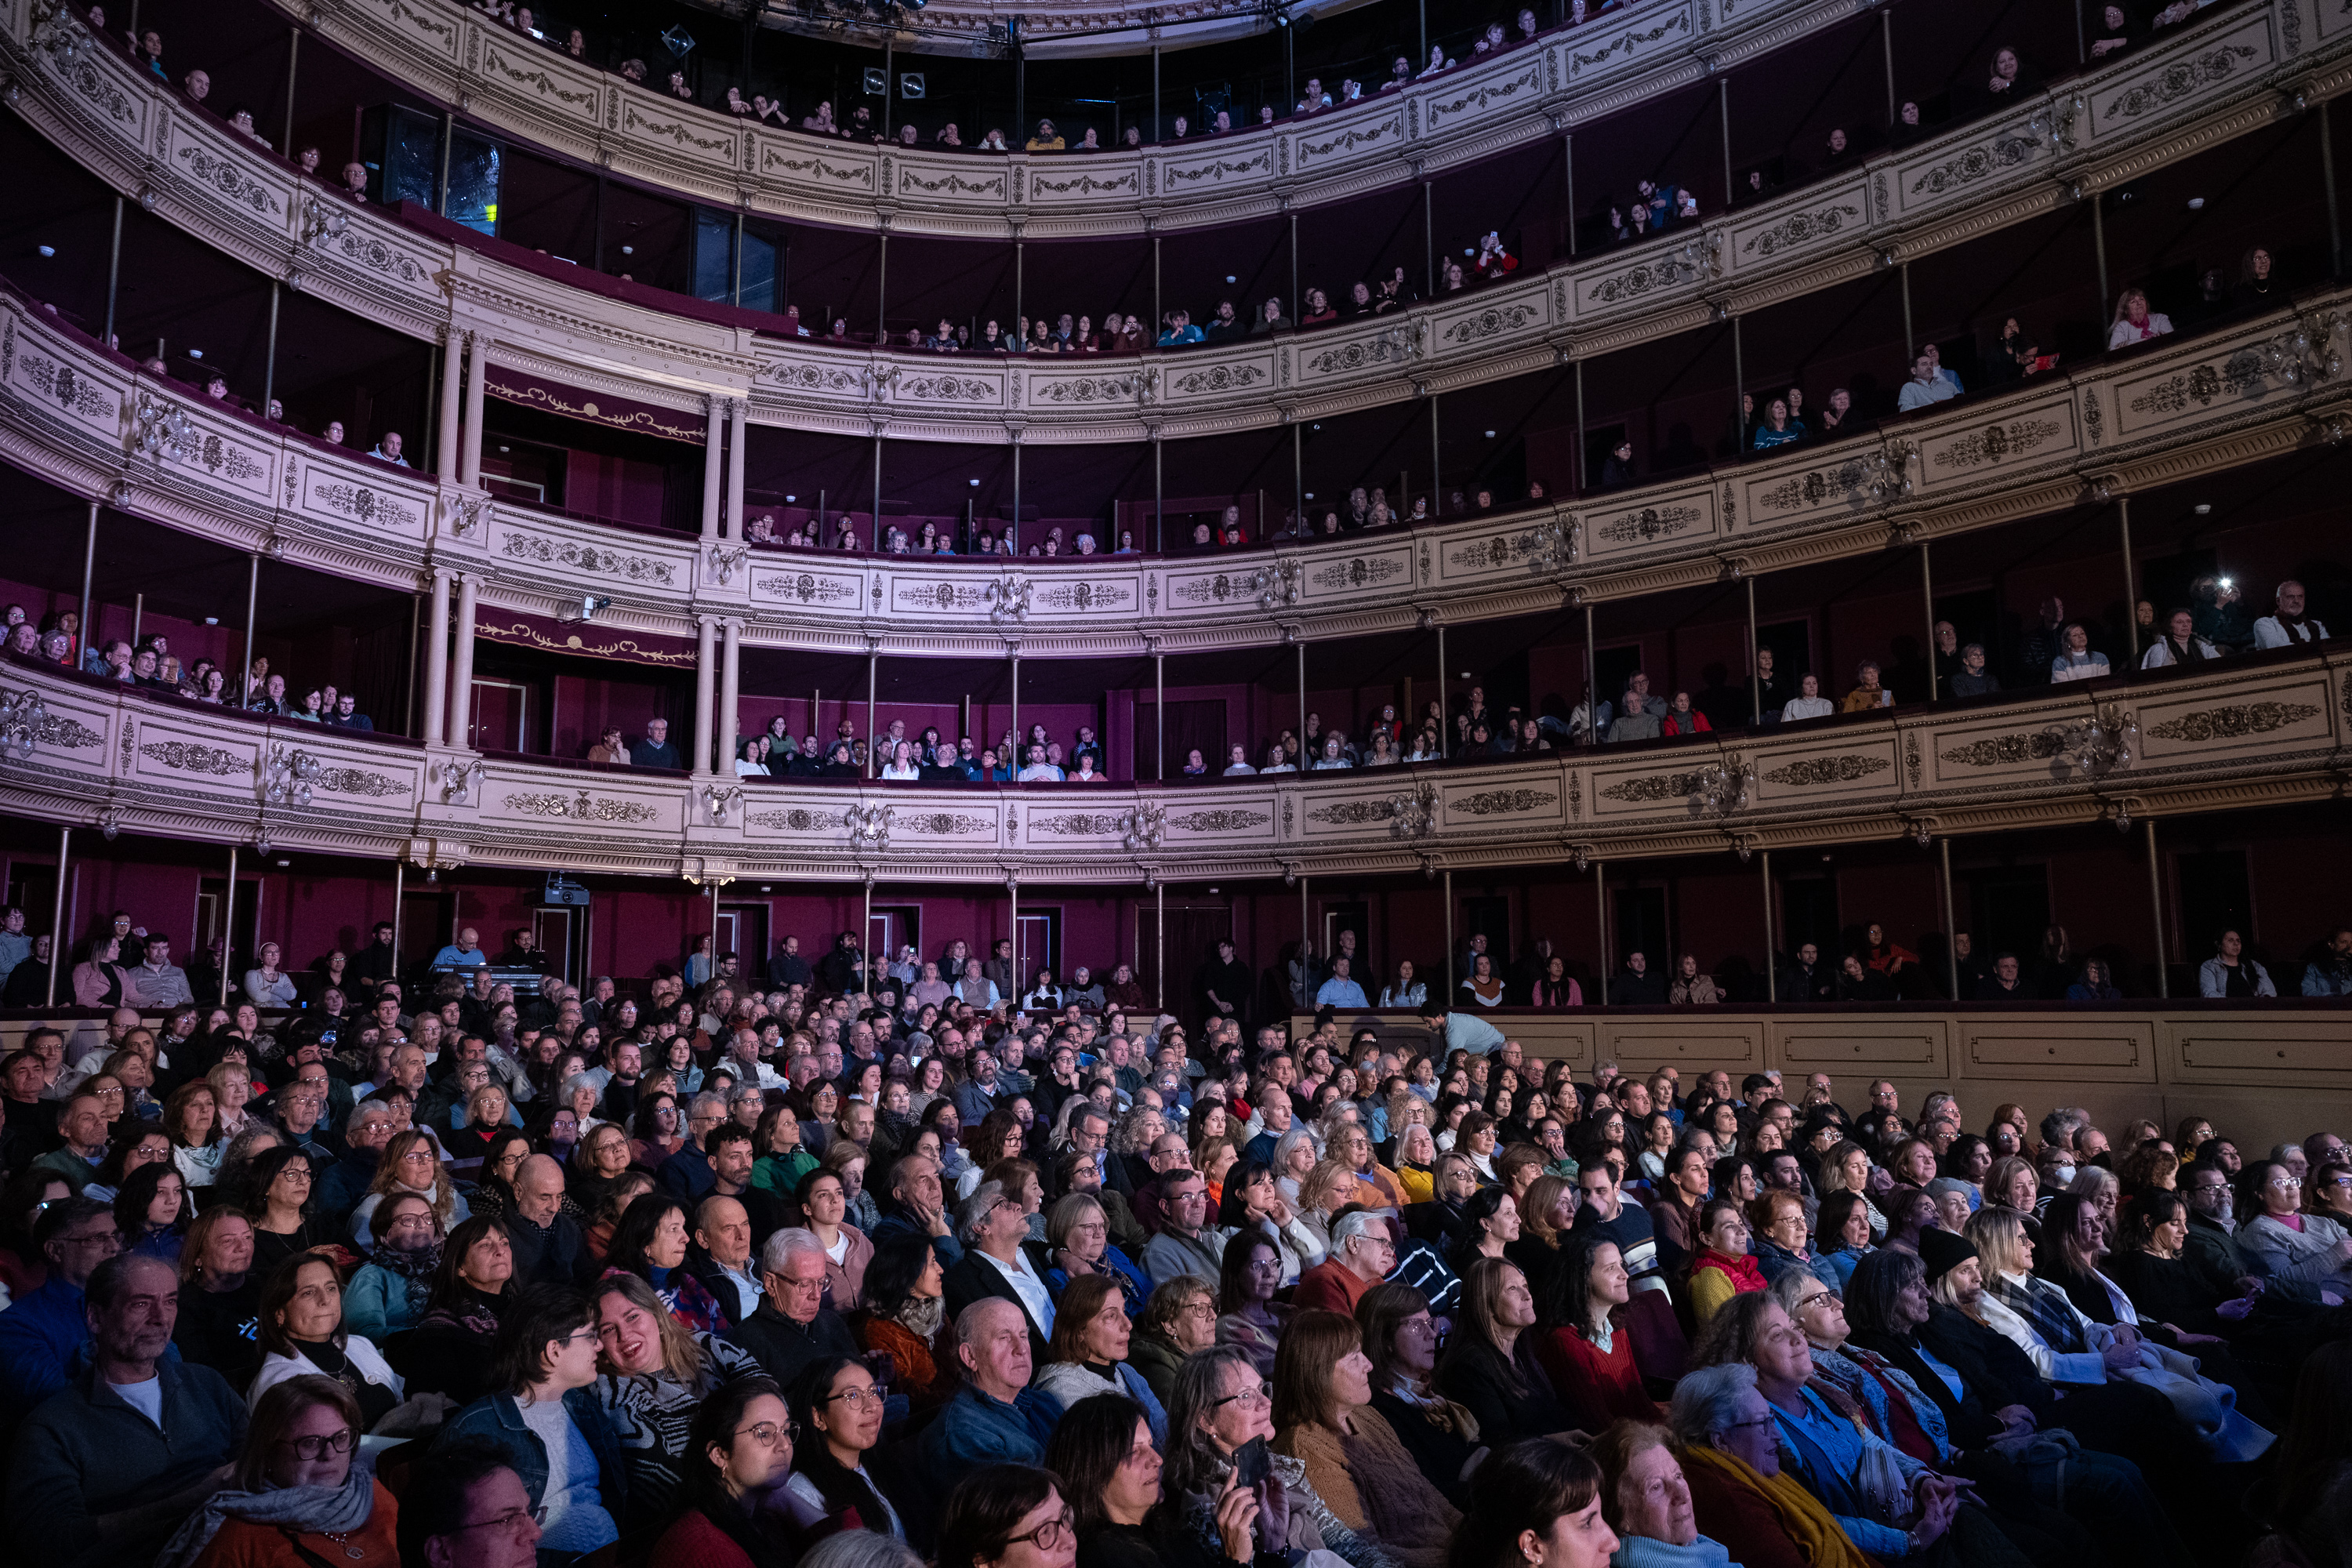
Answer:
[
  {"left": 10, "top": 1252, "right": 244, "bottom": 1568},
  {"left": 730, "top": 1228, "right": 859, "bottom": 1386},
  {"left": 396, "top": 1438, "right": 544, "bottom": 1568},
  {"left": 0, "top": 1195, "right": 169, "bottom": 1420},
  {"left": 1294, "top": 1207, "right": 1396, "bottom": 1315},
  {"left": 656, "top": 1093, "right": 732, "bottom": 1202},
  {"left": 921, "top": 1295, "right": 1063, "bottom": 1491}
]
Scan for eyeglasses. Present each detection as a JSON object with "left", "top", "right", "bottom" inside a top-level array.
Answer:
[
  {"left": 452, "top": 1507, "right": 546, "bottom": 1537},
  {"left": 278, "top": 1428, "right": 359, "bottom": 1459},
  {"left": 1720, "top": 1414, "right": 1777, "bottom": 1434},
  {"left": 735, "top": 1421, "right": 800, "bottom": 1446},
  {"left": 1210, "top": 1381, "right": 1273, "bottom": 1410},
  {"left": 819, "top": 1385, "right": 882, "bottom": 1410},
  {"left": 1791, "top": 1290, "right": 1842, "bottom": 1313},
  {"left": 1004, "top": 1512, "right": 1075, "bottom": 1552}
]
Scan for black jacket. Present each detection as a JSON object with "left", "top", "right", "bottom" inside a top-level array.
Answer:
[
  {"left": 942, "top": 1242, "right": 1056, "bottom": 1364},
  {"left": 1904, "top": 1302, "right": 2056, "bottom": 1425},
  {"left": 1433, "top": 1336, "right": 1573, "bottom": 1446},
  {"left": 728, "top": 1301, "right": 861, "bottom": 1386}
]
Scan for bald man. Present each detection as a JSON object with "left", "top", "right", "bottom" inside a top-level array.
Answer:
[{"left": 503, "top": 1154, "right": 583, "bottom": 1285}]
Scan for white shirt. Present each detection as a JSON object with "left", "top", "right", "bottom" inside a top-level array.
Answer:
[
  {"left": 1018, "top": 763, "right": 1063, "bottom": 781},
  {"left": 113, "top": 1374, "right": 165, "bottom": 1428},
  {"left": 976, "top": 1243, "right": 1056, "bottom": 1335},
  {"left": 880, "top": 763, "right": 920, "bottom": 779},
  {"left": 2253, "top": 615, "right": 2328, "bottom": 648},
  {"left": 1223, "top": 763, "right": 1258, "bottom": 775},
  {"left": 1781, "top": 695, "right": 1835, "bottom": 721}
]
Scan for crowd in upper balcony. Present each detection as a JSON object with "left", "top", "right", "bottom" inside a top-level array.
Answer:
[{"left": 2, "top": 607, "right": 376, "bottom": 728}]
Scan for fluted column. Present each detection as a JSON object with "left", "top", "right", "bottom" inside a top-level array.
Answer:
[
  {"left": 693, "top": 615, "right": 718, "bottom": 774},
  {"left": 724, "top": 397, "right": 747, "bottom": 542},
  {"left": 422, "top": 568, "right": 452, "bottom": 746},
  {"left": 718, "top": 618, "right": 742, "bottom": 775},
  {"left": 434, "top": 328, "right": 463, "bottom": 480},
  {"left": 699, "top": 397, "right": 724, "bottom": 539},
  {"left": 459, "top": 332, "right": 488, "bottom": 490},
  {"left": 447, "top": 573, "right": 479, "bottom": 749}
]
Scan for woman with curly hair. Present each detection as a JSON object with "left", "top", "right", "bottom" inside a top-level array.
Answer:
[{"left": 235, "top": 1142, "right": 325, "bottom": 1276}]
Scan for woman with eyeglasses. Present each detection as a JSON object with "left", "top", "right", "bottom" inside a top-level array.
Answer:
[
  {"left": 654, "top": 1373, "right": 809, "bottom": 1568},
  {"left": 345, "top": 1191, "right": 442, "bottom": 1341},
  {"left": 2237, "top": 1160, "right": 2352, "bottom": 1294},
  {"left": 439, "top": 1283, "right": 627, "bottom": 1559},
  {"left": 1353, "top": 1283, "right": 1481, "bottom": 1500},
  {"left": 940, "top": 1464, "right": 1081, "bottom": 1568},
  {"left": 787, "top": 1355, "right": 919, "bottom": 1540},
  {"left": 1163, "top": 1345, "right": 1378, "bottom": 1564},
  {"left": 350, "top": 1129, "right": 470, "bottom": 1252},
  {"left": 590, "top": 1271, "right": 766, "bottom": 1533},
  {"left": 1214, "top": 1232, "right": 1290, "bottom": 1379},
  {"left": 158, "top": 1374, "right": 395, "bottom": 1568},
  {"left": 1128, "top": 1277, "right": 1218, "bottom": 1410}
]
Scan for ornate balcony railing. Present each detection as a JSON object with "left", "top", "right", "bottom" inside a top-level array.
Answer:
[
  {"left": 267, "top": 0, "right": 1835, "bottom": 238},
  {"left": 5, "top": 276, "right": 2347, "bottom": 653},
  {"left": 1, "top": 0, "right": 2338, "bottom": 442},
  {"left": 0, "top": 644, "right": 2341, "bottom": 886}
]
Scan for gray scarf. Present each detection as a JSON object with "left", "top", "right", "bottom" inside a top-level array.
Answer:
[{"left": 156, "top": 1454, "right": 378, "bottom": 1568}]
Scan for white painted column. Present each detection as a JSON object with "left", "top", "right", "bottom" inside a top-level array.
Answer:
[
  {"left": 693, "top": 615, "right": 718, "bottom": 774},
  {"left": 724, "top": 397, "right": 747, "bottom": 542},
  {"left": 699, "top": 397, "right": 724, "bottom": 539},
  {"left": 719, "top": 618, "right": 742, "bottom": 774},
  {"left": 459, "top": 333, "right": 488, "bottom": 489},
  {"left": 421, "top": 568, "right": 452, "bottom": 746},
  {"left": 447, "top": 573, "right": 479, "bottom": 748},
  {"left": 434, "top": 328, "right": 463, "bottom": 480}
]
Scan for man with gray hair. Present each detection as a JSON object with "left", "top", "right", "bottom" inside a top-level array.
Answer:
[
  {"left": 728, "top": 1226, "right": 858, "bottom": 1385},
  {"left": 657, "top": 1092, "right": 732, "bottom": 1201},
  {"left": 316, "top": 1097, "right": 401, "bottom": 1216},
  {"left": 2039, "top": 1107, "right": 2090, "bottom": 1155},
  {"left": 1294, "top": 1207, "right": 1396, "bottom": 1313},
  {"left": 942, "top": 1181, "right": 1054, "bottom": 1363}
]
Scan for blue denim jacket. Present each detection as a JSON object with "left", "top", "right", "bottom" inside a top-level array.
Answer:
[{"left": 437, "top": 1387, "right": 630, "bottom": 1525}]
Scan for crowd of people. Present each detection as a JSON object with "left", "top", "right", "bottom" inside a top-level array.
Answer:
[
  {"left": 0, "top": 915, "right": 2347, "bottom": 1568},
  {"left": 2, "top": 607, "right": 374, "bottom": 726}
]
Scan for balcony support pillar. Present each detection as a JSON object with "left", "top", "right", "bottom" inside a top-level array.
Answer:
[
  {"left": 693, "top": 615, "right": 717, "bottom": 775},
  {"left": 1762, "top": 851, "right": 1777, "bottom": 1002},
  {"left": 719, "top": 618, "right": 742, "bottom": 778},
  {"left": 726, "top": 397, "right": 747, "bottom": 542},
  {"left": 422, "top": 569, "right": 451, "bottom": 746},
  {"left": 700, "top": 396, "right": 724, "bottom": 540},
  {"left": 2146, "top": 819, "right": 2169, "bottom": 999},
  {"left": 448, "top": 573, "right": 477, "bottom": 749},
  {"left": 459, "top": 333, "right": 488, "bottom": 490}
]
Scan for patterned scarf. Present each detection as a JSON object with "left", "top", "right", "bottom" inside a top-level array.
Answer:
[
  {"left": 155, "top": 1455, "right": 378, "bottom": 1568},
  {"left": 1986, "top": 1270, "right": 2086, "bottom": 1353},
  {"left": 370, "top": 1240, "right": 443, "bottom": 1322}
]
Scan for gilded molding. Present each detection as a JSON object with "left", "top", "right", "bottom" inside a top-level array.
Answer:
[{"left": 2143, "top": 701, "right": 2322, "bottom": 741}]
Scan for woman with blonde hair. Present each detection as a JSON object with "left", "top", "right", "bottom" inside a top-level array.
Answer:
[
  {"left": 590, "top": 1268, "right": 764, "bottom": 1527},
  {"left": 1272, "top": 1308, "right": 1459, "bottom": 1568},
  {"left": 350, "top": 1127, "right": 468, "bottom": 1247},
  {"left": 205, "top": 1059, "right": 256, "bottom": 1140},
  {"left": 164, "top": 1078, "right": 225, "bottom": 1193}
]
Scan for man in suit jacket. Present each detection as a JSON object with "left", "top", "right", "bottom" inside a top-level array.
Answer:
[{"left": 941, "top": 1180, "right": 1055, "bottom": 1364}]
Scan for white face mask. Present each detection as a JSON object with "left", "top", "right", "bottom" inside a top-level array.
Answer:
[{"left": 2049, "top": 1163, "right": 2077, "bottom": 1186}]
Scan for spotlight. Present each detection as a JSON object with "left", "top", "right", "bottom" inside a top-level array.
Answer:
[
  {"left": 862, "top": 67, "right": 886, "bottom": 94},
  {"left": 660, "top": 24, "right": 696, "bottom": 57},
  {"left": 899, "top": 73, "right": 926, "bottom": 98},
  {"left": 36, "top": 245, "right": 54, "bottom": 258}
]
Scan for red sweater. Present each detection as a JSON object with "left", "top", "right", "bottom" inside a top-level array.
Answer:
[
  {"left": 1293, "top": 1258, "right": 1374, "bottom": 1316},
  {"left": 1534, "top": 1326, "right": 1661, "bottom": 1434}
]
